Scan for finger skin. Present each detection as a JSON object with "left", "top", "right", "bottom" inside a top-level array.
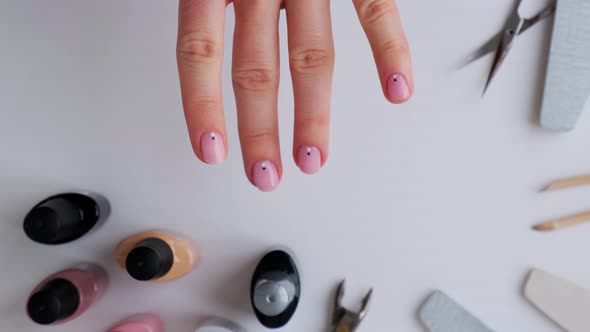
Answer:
[
  {"left": 285, "top": 0, "right": 335, "bottom": 175},
  {"left": 352, "top": 0, "right": 413, "bottom": 103},
  {"left": 232, "top": 0, "right": 283, "bottom": 191},
  {"left": 177, "top": 0, "right": 228, "bottom": 163}
]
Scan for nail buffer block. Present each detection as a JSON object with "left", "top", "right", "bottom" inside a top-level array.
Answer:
[
  {"left": 419, "top": 290, "right": 494, "bottom": 332},
  {"left": 540, "top": 0, "right": 590, "bottom": 131},
  {"left": 524, "top": 269, "right": 590, "bottom": 332}
]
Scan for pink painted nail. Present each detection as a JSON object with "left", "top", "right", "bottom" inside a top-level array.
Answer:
[
  {"left": 200, "top": 131, "right": 225, "bottom": 164},
  {"left": 252, "top": 161, "right": 279, "bottom": 192},
  {"left": 297, "top": 146, "right": 321, "bottom": 174},
  {"left": 387, "top": 73, "right": 410, "bottom": 103}
]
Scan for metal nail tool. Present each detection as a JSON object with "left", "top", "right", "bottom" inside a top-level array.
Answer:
[
  {"left": 465, "top": 0, "right": 556, "bottom": 96},
  {"left": 330, "top": 280, "right": 372, "bottom": 332}
]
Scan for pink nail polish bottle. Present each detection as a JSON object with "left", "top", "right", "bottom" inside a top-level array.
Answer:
[
  {"left": 108, "top": 313, "right": 163, "bottom": 332},
  {"left": 27, "top": 263, "right": 108, "bottom": 325}
]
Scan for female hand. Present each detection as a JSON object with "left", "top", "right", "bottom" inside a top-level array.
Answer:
[{"left": 176, "top": 0, "right": 413, "bottom": 192}]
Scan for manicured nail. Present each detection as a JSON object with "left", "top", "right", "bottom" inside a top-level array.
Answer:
[
  {"left": 252, "top": 161, "right": 279, "bottom": 192},
  {"left": 387, "top": 73, "right": 410, "bottom": 103},
  {"left": 200, "top": 131, "right": 225, "bottom": 164},
  {"left": 297, "top": 146, "right": 321, "bottom": 174}
]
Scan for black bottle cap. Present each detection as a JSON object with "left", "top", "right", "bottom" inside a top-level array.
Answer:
[
  {"left": 27, "top": 279, "right": 80, "bottom": 325},
  {"left": 125, "top": 238, "right": 174, "bottom": 281},
  {"left": 23, "top": 193, "right": 101, "bottom": 245}
]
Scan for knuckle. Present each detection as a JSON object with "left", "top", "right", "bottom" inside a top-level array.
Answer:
[
  {"left": 289, "top": 48, "right": 334, "bottom": 75},
  {"left": 232, "top": 68, "right": 278, "bottom": 92},
  {"left": 177, "top": 33, "right": 221, "bottom": 65},
  {"left": 380, "top": 36, "right": 410, "bottom": 55},
  {"left": 184, "top": 97, "right": 220, "bottom": 117},
  {"left": 241, "top": 127, "right": 276, "bottom": 144},
  {"left": 358, "top": 0, "right": 396, "bottom": 25},
  {"left": 233, "top": 0, "right": 263, "bottom": 8},
  {"left": 296, "top": 112, "right": 330, "bottom": 130}
]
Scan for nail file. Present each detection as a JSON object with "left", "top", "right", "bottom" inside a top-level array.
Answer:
[
  {"left": 418, "top": 290, "right": 494, "bottom": 332},
  {"left": 540, "top": 0, "right": 590, "bottom": 131},
  {"left": 524, "top": 269, "right": 590, "bottom": 332}
]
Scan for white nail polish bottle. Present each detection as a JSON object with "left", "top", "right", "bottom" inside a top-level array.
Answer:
[{"left": 194, "top": 318, "right": 247, "bottom": 332}]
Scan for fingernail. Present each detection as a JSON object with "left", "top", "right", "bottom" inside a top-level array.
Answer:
[
  {"left": 252, "top": 160, "right": 279, "bottom": 192},
  {"left": 387, "top": 73, "right": 410, "bottom": 103},
  {"left": 297, "top": 146, "right": 322, "bottom": 174},
  {"left": 200, "top": 131, "right": 225, "bottom": 164}
]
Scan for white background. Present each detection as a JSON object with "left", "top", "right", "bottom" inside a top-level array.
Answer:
[{"left": 1, "top": 1, "right": 589, "bottom": 331}]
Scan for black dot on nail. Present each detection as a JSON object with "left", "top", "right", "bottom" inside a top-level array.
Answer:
[
  {"left": 394, "top": 78, "right": 398, "bottom": 82},
  {"left": 262, "top": 167, "right": 266, "bottom": 170},
  {"left": 307, "top": 152, "right": 311, "bottom": 156},
  {"left": 212, "top": 137, "right": 215, "bottom": 140}
]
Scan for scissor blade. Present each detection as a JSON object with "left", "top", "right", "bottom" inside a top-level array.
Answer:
[
  {"left": 463, "top": 33, "right": 502, "bottom": 66},
  {"left": 520, "top": 3, "right": 556, "bottom": 34},
  {"left": 482, "top": 38, "right": 511, "bottom": 96},
  {"left": 482, "top": 17, "right": 524, "bottom": 96}
]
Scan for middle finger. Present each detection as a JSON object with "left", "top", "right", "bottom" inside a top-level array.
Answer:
[{"left": 232, "top": 0, "right": 282, "bottom": 192}]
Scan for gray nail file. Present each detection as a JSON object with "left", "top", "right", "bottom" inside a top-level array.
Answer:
[
  {"left": 419, "top": 290, "right": 494, "bottom": 332},
  {"left": 524, "top": 269, "right": 590, "bottom": 332},
  {"left": 540, "top": 0, "right": 590, "bottom": 131}
]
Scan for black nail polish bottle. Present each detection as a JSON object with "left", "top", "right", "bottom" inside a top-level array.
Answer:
[
  {"left": 23, "top": 192, "right": 110, "bottom": 245},
  {"left": 250, "top": 248, "right": 301, "bottom": 328}
]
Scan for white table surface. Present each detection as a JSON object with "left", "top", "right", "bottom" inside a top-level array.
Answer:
[{"left": 2, "top": 1, "right": 589, "bottom": 331}]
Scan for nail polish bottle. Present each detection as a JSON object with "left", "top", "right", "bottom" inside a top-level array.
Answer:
[
  {"left": 194, "top": 318, "right": 247, "bottom": 332},
  {"left": 23, "top": 192, "right": 110, "bottom": 245},
  {"left": 27, "top": 263, "right": 108, "bottom": 325},
  {"left": 115, "top": 231, "right": 197, "bottom": 282},
  {"left": 107, "top": 313, "right": 163, "bottom": 332},
  {"left": 250, "top": 248, "right": 301, "bottom": 328}
]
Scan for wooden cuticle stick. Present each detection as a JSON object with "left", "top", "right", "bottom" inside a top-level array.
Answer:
[
  {"left": 541, "top": 174, "right": 590, "bottom": 192},
  {"left": 533, "top": 211, "right": 590, "bottom": 231}
]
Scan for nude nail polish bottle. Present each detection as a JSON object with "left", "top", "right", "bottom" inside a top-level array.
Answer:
[
  {"left": 115, "top": 231, "right": 197, "bottom": 282},
  {"left": 27, "top": 263, "right": 108, "bottom": 325},
  {"left": 23, "top": 192, "right": 110, "bottom": 245},
  {"left": 107, "top": 313, "right": 163, "bottom": 332}
]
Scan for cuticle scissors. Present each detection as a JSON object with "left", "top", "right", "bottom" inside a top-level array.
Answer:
[{"left": 465, "top": 0, "right": 556, "bottom": 96}]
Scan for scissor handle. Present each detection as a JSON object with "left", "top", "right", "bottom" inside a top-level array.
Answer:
[
  {"left": 520, "top": 3, "right": 556, "bottom": 34},
  {"left": 510, "top": 0, "right": 525, "bottom": 20}
]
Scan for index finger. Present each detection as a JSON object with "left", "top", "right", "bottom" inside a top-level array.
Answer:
[{"left": 353, "top": 0, "right": 413, "bottom": 104}]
